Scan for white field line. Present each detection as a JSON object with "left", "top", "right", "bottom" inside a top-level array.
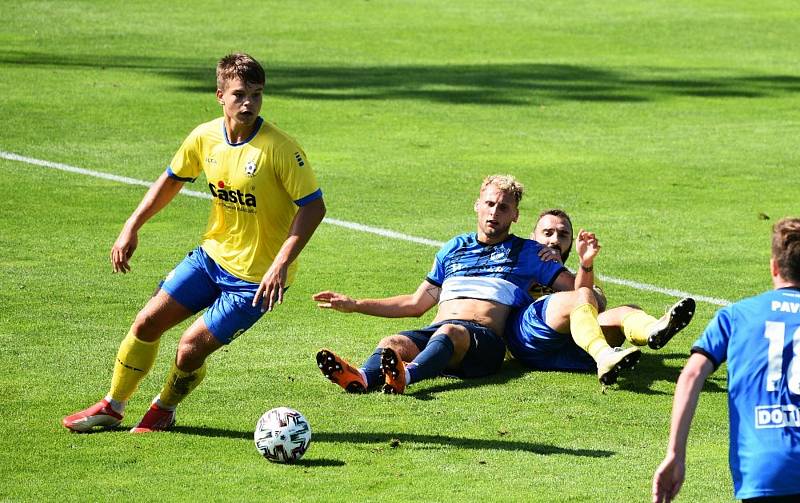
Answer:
[{"left": 1, "top": 150, "right": 731, "bottom": 306}]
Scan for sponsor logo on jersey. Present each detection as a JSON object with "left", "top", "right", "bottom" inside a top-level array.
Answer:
[
  {"left": 755, "top": 404, "right": 800, "bottom": 429},
  {"left": 294, "top": 152, "right": 305, "bottom": 167},
  {"left": 771, "top": 300, "right": 800, "bottom": 313},
  {"left": 208, "top": 180, "right": 257, "bottom": 207}
]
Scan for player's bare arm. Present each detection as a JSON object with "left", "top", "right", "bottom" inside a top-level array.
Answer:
[
  {"left": 549, "top": 269, "right": 577, "bottom": 292},
  {"left": 574, "top": 228, "right": 599, "bottom": 288},
  {"left": 111, "top": 172, "right": 185, "bottom": 273},
  {"left": 254, "top": 197, "right": 326, "bottom": 312},
  {"left": 574, "top": 229, "right": 608, "bottom": 310},
  {"left": 313, "top": 279, "right": 440, "bottom": 318},
  {"left": 652, "top": 353, "right": 714, "bottom": 503}
]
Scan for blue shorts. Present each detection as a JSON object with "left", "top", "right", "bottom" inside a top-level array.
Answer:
[
  {"left": 505, "top": 296, "right": 595, "bottom": 372},
  {"left": 160, "top": 246, "right": 266, "bottom": 344},
  {"left": 398, "top": 319, "right": 506, "bottom": 378}
]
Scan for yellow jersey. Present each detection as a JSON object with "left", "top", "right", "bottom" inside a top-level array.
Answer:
[{"left": 168, "top": 117, "right": 321, "bottom": 284}]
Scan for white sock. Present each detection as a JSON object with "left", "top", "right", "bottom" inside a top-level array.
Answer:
[
  {"left": 597, "top": 347, "right": 617, "bottom": 360},
  {"left": 104, "top": 395, "right": 126, "bottom": 414},
  {"left": 153, "top": 394, "right": 176, "bottom": 412}
]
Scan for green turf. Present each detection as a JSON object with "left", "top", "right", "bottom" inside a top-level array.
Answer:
[{"left": 1, "top": 1, "right": 799, "bottom": 501}]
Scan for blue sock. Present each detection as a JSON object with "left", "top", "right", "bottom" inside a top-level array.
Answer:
[
  {"left": 407, "top": 333, "right": 455, "bottom": 384},
  {"left": 360, "top": 348, "right": 384, "bottom": 389}
]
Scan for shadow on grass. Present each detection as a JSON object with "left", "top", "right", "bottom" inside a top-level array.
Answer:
[
  {"left": 3, "top": 51, "right": 800, "bottom": 105},
  {"left": 615, "top": 352, "right": 727, "bottom": 396},
  {"left": 407, "top": 361, "right": 530, "bottom": 400},
  {"left": 285, "top": 457, "right": 345, "bottom": 467},
  {"left": 169, "top": 425, "right": 613, "bottom": 458},
  {"left": 407, "top": 352, "right": 727, "bottom": 398}
]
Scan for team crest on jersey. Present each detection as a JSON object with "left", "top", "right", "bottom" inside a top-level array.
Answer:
[
  {"left": 244, "top": 160, "right": 257, "bottom": 177},
  {"left": 490, "top": 249, "right": 508, "bottom": 262}
]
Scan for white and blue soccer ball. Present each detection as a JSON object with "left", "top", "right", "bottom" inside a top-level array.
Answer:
[{"left": 254, "top": 407, "right": 312, "bottom": 464}]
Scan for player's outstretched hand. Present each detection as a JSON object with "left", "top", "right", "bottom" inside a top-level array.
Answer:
[
  {"left": 254, "top": 262, "right": 288, "bottom": 312},
  {"left": 575, "top": 229, "right": 601, "bottom": 267},
  {"left": 652, "top": 454, "right": 685, "bottom": 503},
  {"left": 111, "top": 228, "right": 138, "bottom": 273},
  {"left": 312, "top": 291, "right": 357, "bottom": 313}
]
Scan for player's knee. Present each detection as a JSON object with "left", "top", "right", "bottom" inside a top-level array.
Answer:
[
  {"left": 378, "top": 335, "right": 403, "bottom": 349},
  {"left": 575, "top": 286, "right": 597, "bottom": 307},
  {"left": 379, "top": 334, "right": 419, "bottom": 361},
  {"left": 175, "top": 340, "right": 206, "bottom": 372},
  {"left": 379, "top": 335, "right": 411, "bottom": 355},
  {"left": 436, "top": 324, "right": 470, "bottom": 353},
  {"left": 131, "top": 310, "right": 163, "bottom": 341}
]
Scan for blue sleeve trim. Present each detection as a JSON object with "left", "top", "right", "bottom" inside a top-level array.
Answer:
[
  {"left": 425, "top": 276, "right": 442, "bottom": 288},
  {"left": 690, "top": 346, "right": 721, "bottom": 371},
  {"left": 294, "top": 188, "right": 323, "bottom": 206},
  {"left": 166, "top": 166, "right": 196, "bottom": 183}
]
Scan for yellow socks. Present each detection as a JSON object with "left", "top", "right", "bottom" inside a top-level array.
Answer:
[
  {"left": 157, "top": 360, "right": 207, "bottom": 409},
  {"left": 621, "top": 311, "right": 658, "bottom": 346},
  {"left": 109, "top": 330, "right": 160, "bottom": 403},
  {"left": 570, "top": 303, "right": 610, "bottom": 360}
]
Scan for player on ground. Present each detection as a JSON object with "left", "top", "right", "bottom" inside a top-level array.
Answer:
[
  {"left": 313, "top": 175, "right": 636, "bottom": 394},
  {"left": 62, "top": 53, "right": 326, "bottom": 433},
  {"left": 505, "top": 209, "right": 695, "bottom": 382},
  {"left": 652, "top": 217, "right": 800, "bottom": 502}
]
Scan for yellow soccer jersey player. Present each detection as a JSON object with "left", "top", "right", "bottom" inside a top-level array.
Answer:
[
  {"left": 168, "top": 116, "right": 321, "bottom": 285},
  {"left": 63, "top": 53, "right": 326, "bottom": 435}
]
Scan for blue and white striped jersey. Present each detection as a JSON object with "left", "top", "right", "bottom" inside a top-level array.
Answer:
[{"left": 426, "top": 232, "right": 565, "bottom": 308}]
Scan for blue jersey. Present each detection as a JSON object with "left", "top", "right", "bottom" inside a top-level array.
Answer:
[
  {"left": 426, "top": 233, "right": 565, "bottom": 308},
  {"left": 692, "top": 287, "right": 800, "bottom": 499}
]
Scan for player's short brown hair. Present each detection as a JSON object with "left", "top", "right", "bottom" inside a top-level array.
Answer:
[
  {"left": 216, "top": 53, "right": 265, "bottom": 91},
  {"left": 772, "top": 217, "right": 800, "bottom": 284},
  {"left": 481, "top": 175, "right": 524, "bottom": 205}
]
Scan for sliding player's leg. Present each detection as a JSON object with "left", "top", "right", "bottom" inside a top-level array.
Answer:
[
  {"left": 545, "top": 288, "right": 640, "bottom": 384},
  {"left": 598, "top": 298, "right": 696, "bottom": 350}
]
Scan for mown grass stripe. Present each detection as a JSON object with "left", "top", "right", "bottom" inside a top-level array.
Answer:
[{"left": 0, "top": 149, "right": 730, "bottom": 306}]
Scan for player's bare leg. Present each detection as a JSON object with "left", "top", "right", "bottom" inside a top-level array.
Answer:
[
  {"left": 131, "top": 318, "right": 221, "bottom": 433},
  {"left": 382, "top": 325, "right": 470, "bottom": 394},
  {"left": 63, "top": 290, "right": 193, "bottom": 432}
]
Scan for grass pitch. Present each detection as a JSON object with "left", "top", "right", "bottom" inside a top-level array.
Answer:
[{"left": 1, "top": 1, "right": 799, "bottom": 501}]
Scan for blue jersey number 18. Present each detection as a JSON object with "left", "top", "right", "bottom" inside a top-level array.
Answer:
[{"left": 764, "top": 320, "right": 800, "bottom": 395}]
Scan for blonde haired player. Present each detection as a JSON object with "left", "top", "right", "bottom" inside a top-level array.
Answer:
[
  {"left": 314, "top": 175, "right": 608, "bottom": 394},
  {"left": 63, "top": 53, "right": 326, "bottom": 433}
]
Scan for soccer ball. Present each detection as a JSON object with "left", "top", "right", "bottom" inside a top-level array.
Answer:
[{"left": 253, "top": 407, "right": 312, "bottom": 463}]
